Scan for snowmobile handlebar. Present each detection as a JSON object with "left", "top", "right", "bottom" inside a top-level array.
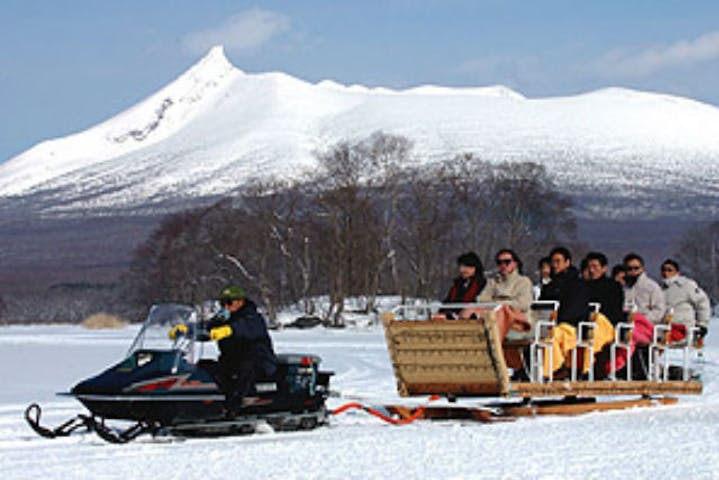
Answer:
[{"left": 168, "top": 322, "right": 212, "bottom": 342}]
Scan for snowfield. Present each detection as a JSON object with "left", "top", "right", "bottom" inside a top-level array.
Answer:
[{"left": 1, "top": 323, "right": 718, "bottom": 479}]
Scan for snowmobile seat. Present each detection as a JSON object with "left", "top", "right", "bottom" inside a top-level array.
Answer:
[
  {"left": 196, "top": 354, "right": 326, "bottom": 396},
  {"left": 276, "top": 353, "right": 322, "bottom": 366}
]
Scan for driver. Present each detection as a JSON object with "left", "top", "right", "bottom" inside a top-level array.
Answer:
[
  {"left": 209, "top": 286, "right": 277, "bottom": 414},
  {"left": 171, "top": 286, "right": 277, "bottom": 415}
]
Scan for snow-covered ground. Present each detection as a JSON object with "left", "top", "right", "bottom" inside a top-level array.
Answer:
[{"left": 1, "top": 322, "right": 718, "bottom": 479}]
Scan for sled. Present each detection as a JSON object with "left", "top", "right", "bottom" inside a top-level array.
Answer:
[{"left": 381, "top": 302, "right": 702, "bottom": 420}]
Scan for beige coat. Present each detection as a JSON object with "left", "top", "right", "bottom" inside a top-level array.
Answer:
[{"left": 477, "top": 270, "right": 534, "bottom": 313}]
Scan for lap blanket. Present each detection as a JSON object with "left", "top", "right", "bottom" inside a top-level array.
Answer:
[{"left": 604, "top": 312, "right": 654, "bottom": 375}]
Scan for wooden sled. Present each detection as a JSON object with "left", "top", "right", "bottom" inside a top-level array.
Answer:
[{"left": 381, "top": 307, "right": 702, "bottom": 420}]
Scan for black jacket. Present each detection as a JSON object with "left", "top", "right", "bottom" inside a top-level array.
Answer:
[
  {"left": 440, "top": 276, "right": 486, "bottom": 318},
  {"left": 540, "top": 266, "right": 590, "bottom": 327},
  {"left": 207, "top": 300, "right": 277, "bottom": 377},
  {"left": 585, "top": 276, "right": 625, "bottom": 326}
]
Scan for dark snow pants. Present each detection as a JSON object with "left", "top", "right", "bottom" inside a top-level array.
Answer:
[{"left": 203, "top": 358, "right": 256, "bottom": 410}]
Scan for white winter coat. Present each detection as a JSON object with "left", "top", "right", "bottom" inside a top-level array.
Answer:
[
  {"left": 624, "top": 273, "right": 666, "bottom": 324},
  {"left": 661, "top": 275, "right": 711, "bottom": 328}
]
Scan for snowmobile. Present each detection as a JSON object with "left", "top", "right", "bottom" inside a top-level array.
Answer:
[{"left": 25, "top": 303, "right": 333, "bottom": 443}]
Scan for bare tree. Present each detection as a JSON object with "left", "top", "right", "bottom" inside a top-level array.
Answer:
[
  {"left": 676, "top": 221, "right": 719, "bottom": 302},
  {"left": 0, "top": 294, "right": 7, "bottom": 324},
  {"left": 395, "top": 165, "right": 458, "bottom": 298},
  {"left": 125, "top": 205, "right": 222, "bottom": 311},
  {"left": 310, "top": 132, "right": 413, "bottom": 323},
  {"left": 122, "top": 134, "right": 579, "bottom": 328},
  {"left": 487, "top": 162, "right": 576, "bottom": 260},
  {"left": 354, "top": 132, "right": 412, "bottom": 312}
]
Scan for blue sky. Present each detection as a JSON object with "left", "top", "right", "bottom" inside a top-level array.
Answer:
[{"left": 2, "top": 0, "right": 719, "bottom": 162}]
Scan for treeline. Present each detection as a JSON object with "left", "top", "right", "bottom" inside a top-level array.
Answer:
[
  {"left": 123, "top": 132, "right": 576, "bottom": 325},
  {"left": 2, "top": 132, "right": 715, "bottom": 325},
  {"left": 677, "top": 221, "right": 719, "bottom": 304},
  {"left": 0, "top": 283, "right": 125, "bottom": 325}
]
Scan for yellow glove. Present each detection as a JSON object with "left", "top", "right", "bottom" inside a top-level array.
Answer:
[
  {"left": 210, "top": 325, "right": 233, "bottom": 341},
  {"left": 168, "top": 324, "right": 188, "bottom": 340}
]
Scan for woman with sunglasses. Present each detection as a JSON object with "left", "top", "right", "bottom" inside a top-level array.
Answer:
[
  {"left": 458, "top": 249, "right": 533, "bottom": 340},
  {"left": 477, "top": 249, "right": 533, "bottom": 322},
  {"left": 473, "top": 249, "right": 534, "bottom": 380}
]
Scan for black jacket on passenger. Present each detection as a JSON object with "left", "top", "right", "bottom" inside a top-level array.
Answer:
[
  {"left": 540, "top": 266, "right": 590, "bottom": 327},
  {"left": 585, "top": 276, "right": 625, "bottom": 326},
  {"left": 440, "top": 276, "right": 486, "bottom": 318},
  {"left": 207, "top": 300, "right": 277, "bottom": 378}
]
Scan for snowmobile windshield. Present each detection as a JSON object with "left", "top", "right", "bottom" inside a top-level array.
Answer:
[{"left": 126, "top": 303, "right": 198, "bottom": 357}]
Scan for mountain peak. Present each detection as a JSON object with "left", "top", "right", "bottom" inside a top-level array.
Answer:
[
  {"left": 192, "top": 45, "right": 239, "bottom": 75},
  {"left": 1, "top": 55, "right": 719, "bottom": 220}
]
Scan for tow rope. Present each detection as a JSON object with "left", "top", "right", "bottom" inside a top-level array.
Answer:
[{"left": 330, "top": 394, "right": 441, "bottom": 425}]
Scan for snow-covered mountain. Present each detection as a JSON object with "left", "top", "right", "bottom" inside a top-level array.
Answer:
[{"left": 2, "top": 45, "right": 719, "bottom": 219}]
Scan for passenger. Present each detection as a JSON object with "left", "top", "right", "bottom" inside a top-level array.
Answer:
[
  {"left": 433, "top": 252, "right": 486, "bottom": 320},
  {"left": 660, "top": 259, "right": 710, "bottom": 343},
  {"left": 533, "top": 256, "right": 552, "bottom": 299},
  {"left": 584, "top": 252, "right": 625, "bottom": 326},
  {"left": 540, "top": 247, "right": 615, "bottom": 378},
  {"left": 583, "top": 252, "right": 626, "bottom": 379},
  {"left": 536, "top": 247, "right": 589, "bottom": 378},
  {"left": 618, "top": 254, "right": 665, "bottom": 379},
  {"left": 472, "top": 248, "right": 534, "bottom": 339},
  {"left": 478, "top": 249, "right": 533, "bottom": 312},
  {"left": 611, "top": 264, "right": 627, "bottom": 286},
  {"left": 465, "top": 248, "right": 535, "bottom": 380},
  {"left": 623, "top": 253, "right": 666, "bottom": 324},
  {"left": 541, "top": 247, "right": 590, "bottom": 327}
]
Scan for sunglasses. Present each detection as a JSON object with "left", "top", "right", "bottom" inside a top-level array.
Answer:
[
  {"left": 661, "top": 267, "right": 676, "bottom": 272},
  {"left": 626, "top": 266, "right": 642, "bottom": 272},
  {"left": 496, "top": 258, "right": 513, "bottom": 266},
  {"left": 220, "top": 298, "right": 236, "bottom": 306}
]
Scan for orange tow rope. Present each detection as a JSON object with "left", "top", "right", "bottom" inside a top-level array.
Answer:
[{"left": 331, "top": 394, "right": 441, "bottom": 425}]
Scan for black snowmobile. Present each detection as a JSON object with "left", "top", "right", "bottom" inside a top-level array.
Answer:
[{"left": 26, "top": 303, "right": 333, "bottom": 443}]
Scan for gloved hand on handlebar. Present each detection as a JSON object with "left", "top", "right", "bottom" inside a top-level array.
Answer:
[
  {"left": 210, "top": 325, "right": 233, "bottom": 341},
  {"left": 168, "top": 323, "right": 189, "bottom": 340}
]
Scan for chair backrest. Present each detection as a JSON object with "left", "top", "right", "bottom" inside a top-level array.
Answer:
[
  {"left": 391, "top": 302, "right": 500, "bottom": 320},
  {"left": 528, "top": 300, "right": 559, "bottom": 325},
  {"left": 381, "top": 309, "right": 509, "bottom": 397}
]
